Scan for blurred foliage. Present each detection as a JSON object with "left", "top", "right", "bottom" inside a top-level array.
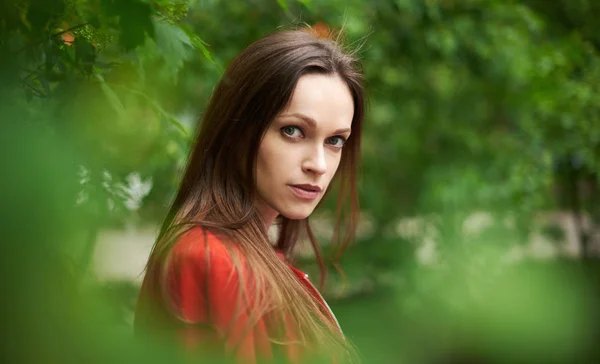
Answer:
[{"left": 1, "top": 0, "right": 600, "bottom": 363}]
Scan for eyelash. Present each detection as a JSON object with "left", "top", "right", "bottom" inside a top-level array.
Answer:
[{"left": 280, "top": 125, "right": 348, "bottom": 149}]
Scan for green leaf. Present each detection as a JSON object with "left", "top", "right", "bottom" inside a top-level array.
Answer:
[
  {"left": 102, "top": 0, "right": 155, "bottom": 50},
  {"left": 153, "top": 20, "right": 193, "bottom": 80},
  {"left": 94, "top": 73, "right": 125, "bottom": 118},
  {"left": 65, "top": 45, "right": 75, "bottom": 61},
  {"left": 180, "top": 25, "right": 214, "bottom": 64},
  {"left": 276, "top": 0, "right": 288, "bottom": 11},
  {"left": 190, "top": 35, "right": 214, "bottom": 64},
  {"left": 147, "top": 99, "right": 188, "bottom": 137},
  {"left": 111, "top": 84, "right": 188, "bottom": 137}
]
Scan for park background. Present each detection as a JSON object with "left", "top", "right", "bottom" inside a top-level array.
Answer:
[{"left": 1, "top": 0, "right": 599, "bottom": 363}]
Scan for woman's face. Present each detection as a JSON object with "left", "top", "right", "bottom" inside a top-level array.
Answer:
[{"left": 256, "top": 73, "right": 354, "bottom": 225}]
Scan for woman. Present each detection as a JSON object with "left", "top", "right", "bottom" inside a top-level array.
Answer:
[{"left": 134, "top": 28, "right": 365, "bottom": 363}]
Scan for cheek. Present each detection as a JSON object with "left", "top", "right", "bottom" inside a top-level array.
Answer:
[
  {"left": 256, "top": 146, "right": 271, "bottom": 188},
  {"left": 256, "top": 135, "right": 283, "bottom": 188},
  {"left": 325, "top": 153, "right": 343, "bottom": 182}
]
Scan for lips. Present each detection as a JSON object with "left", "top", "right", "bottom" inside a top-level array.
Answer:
[
  {"left": 289, "top": 184, "right": 321, "bottom": 200},
  {"left": 291, "top": 184, "right": 322, "bottom": 192}
]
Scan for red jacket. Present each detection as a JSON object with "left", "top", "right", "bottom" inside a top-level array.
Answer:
[{"left": 134, "top": 227, "right": 342, "bottom": 363}]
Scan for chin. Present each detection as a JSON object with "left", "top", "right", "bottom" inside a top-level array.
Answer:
[{"left": 279, "top": 207, "right": 315, "bottom": 220}]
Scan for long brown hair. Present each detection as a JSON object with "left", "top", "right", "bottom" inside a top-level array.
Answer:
[{"left": 147, "top": 27, "right": 365, "bottom": 361}]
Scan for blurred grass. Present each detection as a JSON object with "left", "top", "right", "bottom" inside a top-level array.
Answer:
[{"left": 329, "top": 259, "right": 600, "bottom": 364}]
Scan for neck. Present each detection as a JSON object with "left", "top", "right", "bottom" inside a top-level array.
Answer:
[{"left": 255, "top": 197, "right": 279, "bottom": 229}]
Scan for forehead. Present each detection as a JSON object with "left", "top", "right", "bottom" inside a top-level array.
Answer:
[{"left": 281, "top": 73, "right": 354, "bottom": 130}]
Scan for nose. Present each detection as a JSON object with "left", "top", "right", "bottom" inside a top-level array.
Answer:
[{"left": 302, "top": 145, "right": 327, "bottom": 176}]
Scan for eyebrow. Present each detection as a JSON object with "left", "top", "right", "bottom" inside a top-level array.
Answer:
[{"left": 279, "top": 112, "right": 351, "bottom": 135}]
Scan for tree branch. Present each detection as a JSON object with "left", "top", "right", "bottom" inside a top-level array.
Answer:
[{"left": 16, "top": 23, "right": 90, "bottom": 54}]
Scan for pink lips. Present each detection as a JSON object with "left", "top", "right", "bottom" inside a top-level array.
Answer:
[{"left": 289, "top": 184, "right": 321, "bottom": 200}]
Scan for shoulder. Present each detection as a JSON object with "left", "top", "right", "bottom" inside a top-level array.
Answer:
[
  {"left": 166, "top": 226, "right": 246, "bottom": 290},
  {"left": 169, "top": 227, "right": 238, "bottom": 268}
]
